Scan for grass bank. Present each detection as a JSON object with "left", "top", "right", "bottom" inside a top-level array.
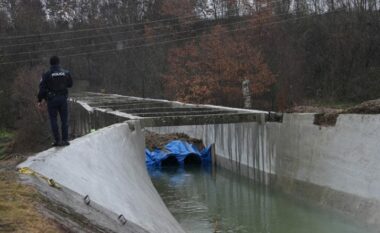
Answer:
[
  {"left": 0, "top": 170, "right": 66, "bottom": 232},
  {"left": 0, "top": 131, "right": 67, "bottom": 233},
  {"left": 0, "top": 130, "right": 13, "bottom": 160}
]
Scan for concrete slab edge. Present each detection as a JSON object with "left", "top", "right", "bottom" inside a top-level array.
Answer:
[
  {"left": 19, "top": 174, "right": 150, "bottom": 233},
  {"left": 83, "top": 92, "right": 268, "bottom": 114}
]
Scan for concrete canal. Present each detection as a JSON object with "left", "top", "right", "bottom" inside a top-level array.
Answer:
[
  {"left": 17, "top": 93, "right": 379, "bottom": 233},
  {"left": 150, "top": 166, "right": 377, "bottom": 233}
]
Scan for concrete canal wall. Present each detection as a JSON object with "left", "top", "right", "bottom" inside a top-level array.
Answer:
[
  {"left": 147, "top": 113, "right": 380, "bottom": 226},
  {"left": 18, "top": 122, "right": 185, "bottom": 233}
]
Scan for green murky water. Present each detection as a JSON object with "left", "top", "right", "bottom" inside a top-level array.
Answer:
[{"left": 149, "top": 166, "right": 378, "bottom": 233}]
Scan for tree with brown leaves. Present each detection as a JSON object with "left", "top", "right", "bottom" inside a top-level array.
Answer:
[{"left": 164, "top": 25, "right": 276, "bottom": 107}]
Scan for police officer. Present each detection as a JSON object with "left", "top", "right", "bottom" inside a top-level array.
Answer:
[{"left": 37, "top": 56, "right": 73, "bottom": 147}]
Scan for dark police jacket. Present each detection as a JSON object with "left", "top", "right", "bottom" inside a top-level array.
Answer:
[{"left": 38, "top": 65, "right": 73, "bottom": 102}]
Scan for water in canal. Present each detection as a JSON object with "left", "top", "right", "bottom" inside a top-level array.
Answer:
[{"left": 149, "top": 166, "right": 377, "bottom": 233}]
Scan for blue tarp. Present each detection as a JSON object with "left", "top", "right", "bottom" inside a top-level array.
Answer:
[{"left": 145, "top": 140, "right": 212, "bottom": 167}]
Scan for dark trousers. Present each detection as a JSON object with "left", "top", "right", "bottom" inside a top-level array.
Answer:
[{"left": 47, "top": 95, "right": 68, "bottom": 142}]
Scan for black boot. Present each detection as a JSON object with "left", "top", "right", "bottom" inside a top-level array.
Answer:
[
  {"left": 61, "top": 141, "right": 70, "bottom": 146},
  {"left": 51, "top": 141, "right": 61, "bottom": 147}
]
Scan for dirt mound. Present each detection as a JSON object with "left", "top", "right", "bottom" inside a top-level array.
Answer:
[
  {"left": 286, "top": 105, "right": 342, "bottom": 114},
  {"left": 287, "top": 106, "right": 342, "bottom": 126},
  {"left": 144, "top": 131, "right": 204, "bottom": 151},
  {"left": 343, "top": 99, "right": 380, "bottom": 114},
  {"left": 287, "top": 99, "right": 380, "bottom": 127},
  {"left": 313, "top": 112, "right": 341, "bottom": 126}
]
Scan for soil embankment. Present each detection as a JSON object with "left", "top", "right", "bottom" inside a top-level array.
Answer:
[{"left": 288, "top": 99, "right": 380, "bottom": 126}]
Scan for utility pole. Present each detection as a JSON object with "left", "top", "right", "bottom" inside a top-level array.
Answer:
[{"left": 242, "top": 79, "right": 252, "bottom": 109}]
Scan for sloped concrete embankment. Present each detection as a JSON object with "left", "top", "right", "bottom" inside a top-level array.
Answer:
[
  {"left": 147, "top": 113, "right": 380, "bottom": 227},
  {"left": 18, "top": 122, "right": 185, "bottom": 233}
]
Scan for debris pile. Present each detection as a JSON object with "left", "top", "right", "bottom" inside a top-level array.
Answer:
[{"left": 144, "top": 131, "right": 204, "bottom": 151}]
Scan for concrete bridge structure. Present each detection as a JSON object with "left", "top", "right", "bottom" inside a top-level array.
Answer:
[
  {"left": 69, "top": 92, "right": 276, "bottom": 129},
  {"left": 18, "top": 92, "right": 380, "bottom": 232}
]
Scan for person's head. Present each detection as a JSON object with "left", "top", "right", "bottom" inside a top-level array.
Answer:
[{"left": 50, "top": 56, "right": 60, "bottom": 66}]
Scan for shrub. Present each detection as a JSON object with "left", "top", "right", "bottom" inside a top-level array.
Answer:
[{"left": 11, "top": 66, "right": 51, "bottom": 152}]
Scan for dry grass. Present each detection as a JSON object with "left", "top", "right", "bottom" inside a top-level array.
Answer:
[
  {"left": 0, "top": 163, "right": 66, "bottom": 233},
  {"left": 0, "top": 130, "right": 13, "bottom": 160}
]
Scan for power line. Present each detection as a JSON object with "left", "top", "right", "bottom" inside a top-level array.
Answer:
[
  {"left": 0, "top": 11, "right": 344, "bottom": 66},
  {"left": 0, "top": 16, "right": 205, "bottom": 49},
  {"left": 0, "top": 0, "right": 288, "bottom": 49},
  {"left": 0, "top": 1, "right": 287, "bottom": 41},
  {"left": 0, "top": 10, "right": 311, "bottom": 58},
  {"left": 0, "top": 14, "right": 198, "bottom": 40},
  {"left": 2, "top": 8, "right": 345, "bottom": 58},
  {"left": 0, "top": 10, "right": 344, "bottom": 66}
]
